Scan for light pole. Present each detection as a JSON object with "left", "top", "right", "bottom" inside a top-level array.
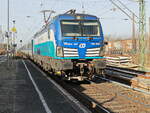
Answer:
[
  {"left": 7, "top": 0, "right": 10, "bottom": 45},
  {"left": 149, "top": 17, "right": 150, "bottom": 53},
  {"left": 11, "top": 20, "right": 17, "bottom": 57},
  {"left": 7, "top": 0, "right": 10, "bottom": 66}
]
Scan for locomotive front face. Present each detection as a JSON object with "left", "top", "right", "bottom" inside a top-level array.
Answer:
[
  {"left": 56, "top": 19, "right": 104, "bottom": 59},
  {"left": 32, "top": 14, "right": 106, "bottom": 81}
]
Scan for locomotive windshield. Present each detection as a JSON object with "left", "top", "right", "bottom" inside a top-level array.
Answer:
[
  {"left": 82, "top": 21, "right": 100, "bottom": 37},
  {"left": 61, "top": 20, "right": 100, "bottom": 37},
  {"left": 61, "top": 21, "right": 81, "bottom": 37}
]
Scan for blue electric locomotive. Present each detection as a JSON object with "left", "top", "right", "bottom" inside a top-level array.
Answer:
[{"left": 30, "top": 10, "right": 106, "bottom": 81}]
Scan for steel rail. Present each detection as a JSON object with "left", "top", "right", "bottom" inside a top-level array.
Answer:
[
  {"left": 106, "top": 65, "right": 146, "bottom": 75},
  {"left": 105, "top": 65, "right": 149, "bottom": 82}
]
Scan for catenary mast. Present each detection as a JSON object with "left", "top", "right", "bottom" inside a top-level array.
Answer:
[{"left": 139, "top": 0, "right": 146, "bottom": 70}]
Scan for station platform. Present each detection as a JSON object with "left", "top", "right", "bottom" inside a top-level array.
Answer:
[{"left": 0, "top": 56, "right": 90, "bottom": 113}]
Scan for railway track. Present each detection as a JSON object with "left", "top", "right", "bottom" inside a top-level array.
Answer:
[
  {"left": 44, "top": 69, "right": 150, "bottom": 113},
  {"left": 104, "top": 65, "right": 149, "bottom": 84},
  {"left": 29, "top": 58, "right": 150, "bottom": 113},
  {"left": 104, "top": 65, "right": 150, "bottom": 95},
  {"left": 71, "top": 81, "right": 150, "bottom": 113},
  {"left": 105, "top": 65, "right": 146, "bottom": 77},
  {"left": 51, "top": 75, "right": 150, "bottom": 113},
  {"left": 54, "top": 66, "right": 150, "bottom": 113}
]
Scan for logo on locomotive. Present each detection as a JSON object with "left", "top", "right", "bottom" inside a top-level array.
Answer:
[{"left": 79, "top": 43, "right": 86, "bottom": 48}]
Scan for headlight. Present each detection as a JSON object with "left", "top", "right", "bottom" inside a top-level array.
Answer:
[
  {"left": 99, "top": 46, "right": 105, "bottom": 56},
  {"left": 57, "top": 46, "right": 63, "bottom": 57}
]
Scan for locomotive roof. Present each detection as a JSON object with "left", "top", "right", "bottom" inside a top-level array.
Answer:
[
  {"left": 33, "top": 13, "right": 99, "bottom": 38},
  {"left": 55, "top": 13, "right": 99, "bottom": 20},
  {"left": 59, "top": 13, "right": 97, "bottom": 18}
]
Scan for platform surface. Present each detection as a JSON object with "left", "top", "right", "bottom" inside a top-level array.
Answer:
[{"left": 0, "top": 56, "right": 89, "bottom": 113}]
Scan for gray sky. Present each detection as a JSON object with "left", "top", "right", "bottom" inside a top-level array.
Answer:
[{"left": 0, "top": 0, "right": 150, "bottom": 45}]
